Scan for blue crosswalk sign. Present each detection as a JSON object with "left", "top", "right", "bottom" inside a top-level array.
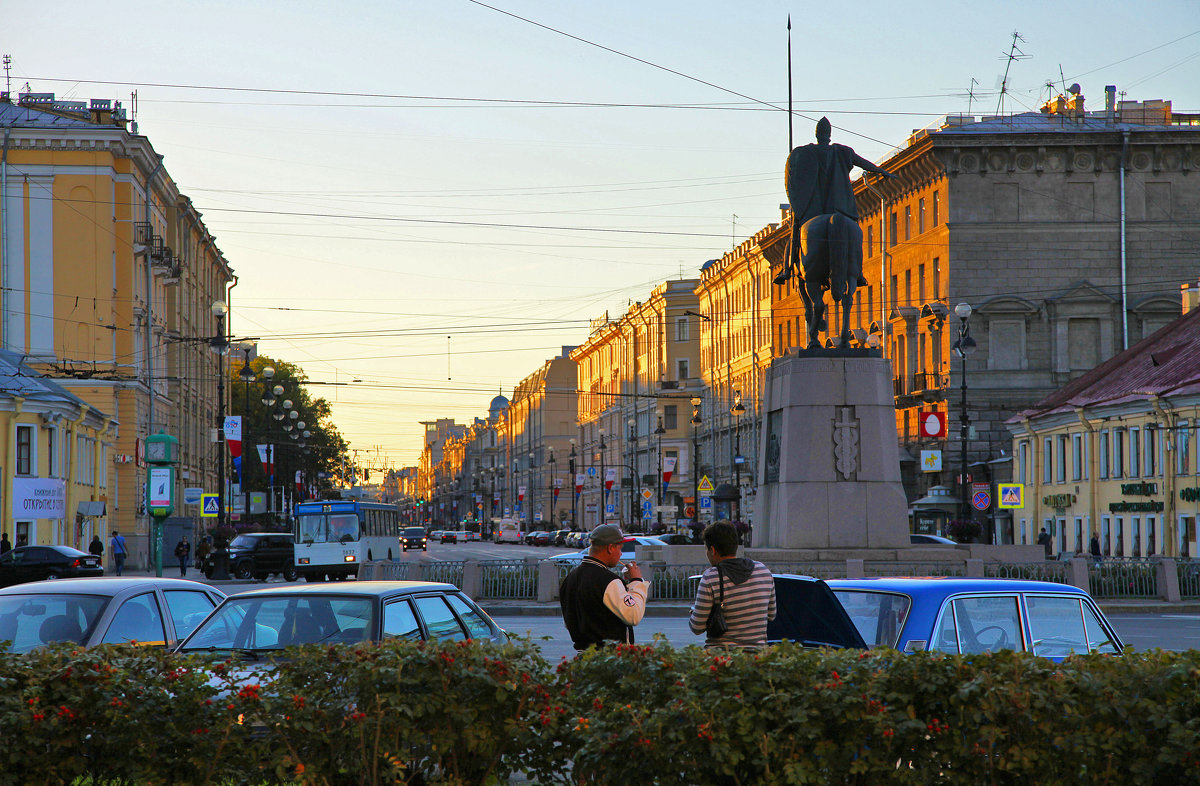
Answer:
[
  {"left": 642, "top": 501, "right": 653, "bottom": 516},
  {"left": 201, "top": 494, "right": 220, "bottom": 517}
]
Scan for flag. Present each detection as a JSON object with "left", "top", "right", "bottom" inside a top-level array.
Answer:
[
  {"left": 224, "top": 416, "right": 243, "bottom": 482},
  {"left": 256, "top": 444, "right": 273, "bottom": 477},
  {"left": 604, "top": 467, "right": 617, "bottom": 490},
  {"left": 575, "top": 473, "right": 585, "bottom": 497},
  {"left": 663, "top": 457, "right": 677, "bottom": 493}
]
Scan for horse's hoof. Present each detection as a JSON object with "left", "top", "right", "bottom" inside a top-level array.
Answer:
[{"left": 773, "top": 272, "right": 789, "bottom": 286}]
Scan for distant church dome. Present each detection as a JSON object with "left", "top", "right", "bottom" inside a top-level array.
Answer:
[{"left": 488, "top": 394, "right": 509, "bottom": 418}]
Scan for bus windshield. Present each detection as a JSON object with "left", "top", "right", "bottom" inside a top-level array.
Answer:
[{"left": 296, "top": 513, "right": 361, "bottom": 544}]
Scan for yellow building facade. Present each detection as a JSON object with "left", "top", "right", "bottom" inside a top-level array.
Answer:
[{"left": 1, "top": 92, "right": 232, "bottom": 567}]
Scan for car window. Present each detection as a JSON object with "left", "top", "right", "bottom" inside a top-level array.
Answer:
[
  {"left": 1026, "top": 595, "right": 1100, "bottom": 658},
  {"left": 942, "top": 596, "right": 1023, "bottom": 655},
  {"left": 446, "top": 593, "right": 494, "bottom": 639},
  {"left": 383, "top": 599, "right": 422, "bottom": 640},
  {"left": 0, "top": 594, "right": 109, "bottom": 652},
  {"left": 413, "top": 595, "right": 466, "bottom": 641},
  {"left": 25, "top": 548, "right": 50, "bottom": 564},
  {"left": 181, "top": 596, "right": 373, "bottom": 651},
  {"left": 830, "top": 590, "right": 911, "bottom": 648},
  {"left": 101, "top": 593, "right": 167, "bottom": 646},
  {"left": 163, "top": 590, "right": 218, "bottom": 641},
  {"left": 331, "top": 515, "right": 360, "bottom": 543}
]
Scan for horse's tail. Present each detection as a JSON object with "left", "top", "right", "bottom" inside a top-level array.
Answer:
[{"left": 829, "top": 215, "right": 849, "bottom": 300}]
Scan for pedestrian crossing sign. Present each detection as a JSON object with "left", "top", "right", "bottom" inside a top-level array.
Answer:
[
  {"left": 698, "top": 475, "right": 714, "bottom": 493},
  {"left": 200, "top": 494, "right": 220, "bottom": 517},
  {"left": 997, "top": 484, "right": 1024, "bottom": 509}
]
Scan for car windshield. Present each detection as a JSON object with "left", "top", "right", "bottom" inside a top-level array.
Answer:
[
  {"left": 403, "top": 528, "right": 424, "bottom": 537},
  {"left": 830, "top": 590, "right": 912, "bottom": 648},
  {"left": 179, "top": 595, "right": 373, "bottom": 654},
  {"left": 228, "top": 535, "right": 260, "bottom": 549},
  {"left": 0, "top": 594, "right": 110, "bottom": 652}
]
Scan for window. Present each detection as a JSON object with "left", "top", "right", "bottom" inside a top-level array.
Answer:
[
  {"left": 1098, "top": 431, "right": 1109, "bottom": 478},
  {"left": 1018, "top": 440, "right": 1029, "bottom": 484},
  {"left": 933, "top": 596, "right": 1022, "bottom": 655},
  {"left": 1042, "top": 438, "right": 1053, "bottom": 483},
  {"left": 1101, "top": 516, "right": 1111, "bottom": 556},
  {"left": 1113, "top": 429, "right": 1126, "bottom": 478},
  {"left": 413, "top": 595, "right": 466, "bottom": 641},
  {"left": 101, "top": 593, "right": 167, "bottom": 646},
  {"left": 16, "top": 425, "right": 33, "bottom": 476},
  {"left": 1146, "top": 427, "right": 1158, "bottom": 477},
  {"left": 1055, "top": 435, "right": 1067, "bottom": 483},
  {"left": 675, "top": 317, "right": 689, "bottom": 343},
  {"left": 677, "top": 359, "right": 690, "bottom": 380},
  {"left": 383, "top": 600, "right": 422, "bottom": 640},
  {"left": 918, "top": 264, "right": 926, "bottom": 304},
  {"left": 1114, "top": 517, "right": 1124, "bottom": 557},
  {"left": 889, "top": 212, "right": 897, "bottom": 246},
  {"left": 932, "top": 258, "right": 941, "bottom": 301},
  {"left": 162, "top": 590, "right": 218, "bottom": 641},
  {"left": 1179, "top": 421, "right": 1192, "bottom": 475},
  {"left": 867, "top": 225, "right": 873, "bottom": 256},
  {"left": 918, "top": 197, "right": 926, "bottom": 234},
  {"left": 1131, "top": 517, "right": 1141, "bottom": 557},
  {"left": 446, "top": 593, "right": 494, "bottom": 639},
  {"left": 1147, "top": 516, "right": 1157, "bottom": 556},
  {"left": 1071, "top": 433, "right": 1084, "bottom": 481},
  {"left": 1026, "top": 595, "right": 1117, "bottom": 657},
  {"left": 46, "top": 428, "right": 57, "bottom": 478},
  {"left": 890, "top": 274, "right": 898, "bottom": 307},
  {"left": 663, "top": 405, "right": 678, "bottom": 430},
  {"left": 904, "top": 270, "right": 912, "bottom": 309},
  {"left": 904, "top": 205, "right": 912, "bottom": 241},
  {"left": 1129, "top": 427, "right": 1140, "bottom": 477},
  {"left": 932, "top": 191, "right": 940, "bottom": 226}
]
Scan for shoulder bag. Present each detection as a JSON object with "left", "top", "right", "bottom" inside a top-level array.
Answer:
[{"left": 705, "top": 563, "right": 728, "bottom": 638}]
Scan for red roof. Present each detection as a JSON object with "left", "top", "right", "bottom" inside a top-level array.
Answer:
[{"left": 1013, "top": 306, "right": 1200, "bottom": 420}]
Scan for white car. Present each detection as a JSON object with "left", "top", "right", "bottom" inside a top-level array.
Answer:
[{"left": 546, "top": 536, "right": 667, "bottom": 566}]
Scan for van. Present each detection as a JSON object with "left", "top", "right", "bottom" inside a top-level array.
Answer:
[{"left": 495, "top": 519, "right": 523, "bottom": 544}]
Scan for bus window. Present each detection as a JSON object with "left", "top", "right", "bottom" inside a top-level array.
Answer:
[
  {"left": 331, "top": 514, "right": 360, "bottom": 543},
  {"left": 297, "top": 514, "right": 327, "bottom": 544}
]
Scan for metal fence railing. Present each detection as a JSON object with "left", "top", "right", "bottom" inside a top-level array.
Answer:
[
  {"left": 864, "top": 561, "right": 966, "bottom": 578},
  {"left": 478, "top": 560, "right": 538, "bottom": 600},
  {"left": 649, "top": 564, "right": 705, "bottom": 601},
  {"left": 367, "top": 561, "right": 412, "bottom": 581},
  {"left": 762, "top": 562, "right": 847, "bottom": 580},
  {"left": 983, "top": 561, "right": 1071, "bottom": 585},
  {"left": 1179, "top": 560, "right": 1200, "bottom": 599},
  {"left": 423, "top": 560, "right": 465, "bottom": 589},
  {"left": 1089, "top": 558, "right": 1159, "bottom": 599}
]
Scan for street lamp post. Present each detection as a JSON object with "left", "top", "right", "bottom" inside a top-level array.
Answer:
[
  {"left": 598, "top": 427, "right": 607, "bottom": 527},
  {"left": 260, "top": 372, "right": 280, "bottom": 519},
  {"left": 952, "top": 303, "right": 977, "bottom": 523},
  {"left": 568, "top": 439, "right": 578, "bottom": 530},
  {"left": 731, "top": 391, "right": 746, "bottom": 525},
  {"left": 528, "top": 452, "right": 537, "bottom": 528},
  {"left": 627, "top": 417, "right": 641, "bottom": 530},
  {"left": 209, "top": 300, "right": 231, "bottom": 581},
  {"left": 237, "top": 343, "right": 255, "bottom": 525},
  {"left": 691, "top": 397, "right": 702, "bottom": 535},
  {"left": 548, "top": 448, "right": 557, "bottom": 527},
  {"left": 655, "top": 413, "right": 666, "bottom": 531}
]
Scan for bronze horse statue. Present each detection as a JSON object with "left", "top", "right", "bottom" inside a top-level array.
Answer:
[{"left": 774, "top": 118, "right": 895, "bottom": 349}]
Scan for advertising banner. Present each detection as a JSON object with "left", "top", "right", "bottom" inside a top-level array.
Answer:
[{"left": 12, "top": 478, "right": 66, "bottom": 520}]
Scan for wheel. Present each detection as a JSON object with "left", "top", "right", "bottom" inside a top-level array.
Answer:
[
  {"left": 282, "top": 565, "right": 298, "bottom": 582},
  {"left": 234, "top": 561, "right": 254, "bottom": 580}
]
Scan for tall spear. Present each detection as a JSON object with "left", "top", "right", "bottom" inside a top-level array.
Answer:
[{"left": 787, "top": 14, "right": 793, "bottom": 152}]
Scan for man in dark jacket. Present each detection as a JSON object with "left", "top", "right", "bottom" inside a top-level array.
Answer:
[
  {"left": 1037, "top": 527, "right": 1053, "bottom": 559},
  {"left": 88, "top": 535, "right": 104, "bottom": 558},
  {"left": 559, "top": 525, "right": 650, "bottom": 651}
]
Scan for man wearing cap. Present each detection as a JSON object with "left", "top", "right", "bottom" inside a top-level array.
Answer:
[{"left": 559, "top": 525, "right": 651, "bottom": 650}]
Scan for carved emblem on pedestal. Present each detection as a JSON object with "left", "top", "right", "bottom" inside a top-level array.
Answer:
[{"left": 832, "top": 406, "right": 859, "bottom": 480}]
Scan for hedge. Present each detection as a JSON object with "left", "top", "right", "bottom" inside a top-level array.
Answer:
[{"left": 1, "top": 640, "right": 1199, "bottom": 785}]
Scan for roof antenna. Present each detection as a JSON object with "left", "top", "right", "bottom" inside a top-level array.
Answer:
[
  {"left": 966, "top": 77, "right": 979, "bottom": 116},
  {"left": 995, "top": 31, "right": 1030, "bottom": 116},
  {"left": 3, "top": 55, "right": 10, "bottom": 95}
]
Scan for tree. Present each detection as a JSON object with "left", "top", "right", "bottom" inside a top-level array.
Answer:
[{"left": 227, "top": 354, "right": 350, "bottom": 518}]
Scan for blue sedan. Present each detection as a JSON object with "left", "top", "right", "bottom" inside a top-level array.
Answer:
[{"left": 768, "top": 576, "right": 1123, "bottom": 661}]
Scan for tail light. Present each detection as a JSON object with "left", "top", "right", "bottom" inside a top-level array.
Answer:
[{"left": 70, "top": 558, "right": 81, "bottom": 568}]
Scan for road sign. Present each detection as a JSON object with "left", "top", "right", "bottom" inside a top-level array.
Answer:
[
  {"left": 588, "top": 467, "right": 597, "bottom": 477},
  {"left": 698, "top": 475, "right": 714, "bottom": 493},
  {"left": 685, "top": 505, "right": 696, "bottom": 517},
  {"left": 699, "top": 496, "right": 713, "bottom": 510},
  {"left": 998, "top": 483, "right": 1025, "bottom": 509},
  {"left": 605, "top": 504, "right": 615, "bottom": 514},
  {"left": 972, "top": 490, "right": 991, "bottom": 511},
  {"left": 920, "top": 411, "right": 948, "bottom": 439},
  {"left": 183, "top": 487, "right": 204, "bottom": 505},
  {"left": 200, "top": 494, "right": 220, "bottom": 517},
  {"left": 642, "top": 501, "right": 653, "bottom": 516},
  {"left": 654, "top": 506, "right": 675, "bottom": 513},
  {"left": 641, "top": 489, "right": 653, "bottom": 501},
  {"left": 920, "top": 450, "right": 942, "bottom": 473}
]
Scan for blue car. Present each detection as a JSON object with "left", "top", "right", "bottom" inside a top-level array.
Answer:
[{"left": 768, "top": 576, "right": 1123, "bottom": 661}]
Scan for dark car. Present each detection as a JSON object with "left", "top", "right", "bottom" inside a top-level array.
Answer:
[
  {"left": 440, "top": 531, "right": 457, "bottom": 544},
  {"left": 204, "top": 533, "right": 296, "bottom": 582},
  {"left": 0, "top": 577, "right": 226, "bottom": 652},
  {"left": 524, "top": 530, "right": 549, "bottom": 546},
  {"left": 551, "top": 529, "right": 572, "bottom": 547},
  {"left": 0, "top": 545, "right": 103, "bottom": 587},
  {"left": 176, "top": 581, "right": 507, "bottom": 655},
  {"left": 401, "top": 527, "right": 428, "bottom": 552}
]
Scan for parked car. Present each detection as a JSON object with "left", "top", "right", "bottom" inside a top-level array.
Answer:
[
  {"left": 461, "top": 530, "right": 481, "bottom": 542},
  {"left": 0, "top": 577, "right": 226, "bottom": 652},
  {"left": 547, "top": 536, "right": 667, "bottom": 566},
  {"left": 659, "top": 533, "right": 693, "bottom": 545},
  {"left": 401, "top": 527, "right": 428, "bottom": 552},
  {"left": 175, "top": 581, "right": 506, "bottom": 656},
  {"left": 768, "top": 576, "right": 1123, "bottom": 662},
  {"left": 204, "top": 533, "right": 296, "bottom": 582},
  {"left": 429, "top": 530, "right": 443, "bottom": 541},
  {"left": 910, "top": 534, "right": 958, "bottom": 546},
  {"left": 440, "top": 531, "right": 457, "bottom": 544},
  {"left": 551, "top": 530, "right": 573, "bottom": 547},
  {"left": 0, "top": 545, "right": 104, "bottom": 587},
  {"left": 523, "top": 531, "right": 547, "bottom": 546}
]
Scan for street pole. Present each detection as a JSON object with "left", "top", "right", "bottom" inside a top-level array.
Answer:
[
  {"left": 691, "top": 397, "right": 702, "bottom": 534},
  {"left": 599, "top": 428, "right": 607, "bottom": 527},
  {"left": 731, "top": 392, "right": 745, "bottom": 525},
  {"left": 953, "top": 303, "right": 976, "bottom": 525},
  {"left": 210, "top": 300, "right": 231, "bottom": 581},
  {"left": 238, "top": 344, "right": 254, "bottom": 525},
  {"left": 655, "top": 414, "right": 666, "bottom": 531},
  {"left": 568, "top": 439, "right": 577, "bottom": 530},
  {"left": 628, "top": 418, "right": 640, "bottom": 530}
]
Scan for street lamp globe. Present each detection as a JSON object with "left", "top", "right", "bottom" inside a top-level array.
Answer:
[
  {"left": 954, "top": 302, "right": 973, "bottom": 320},
  {"left": 210, "top": 300, "right": 228, "bottom": 318},
  {"left": 262, "top": 366, "right": 274, "bottom": 380}
]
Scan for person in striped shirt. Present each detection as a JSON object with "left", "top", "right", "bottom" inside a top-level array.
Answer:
[{"left": 689, "top": 520, "right": 777, "bottom": 648}]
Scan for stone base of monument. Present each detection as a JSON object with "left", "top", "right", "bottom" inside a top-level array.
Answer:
[{"left": 755, "top": 351, "right": 911, "bottom": 550}]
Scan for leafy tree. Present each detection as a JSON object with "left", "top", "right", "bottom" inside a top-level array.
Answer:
[{"left": 227, "top": 354, "right": 350, "bottom": 521}]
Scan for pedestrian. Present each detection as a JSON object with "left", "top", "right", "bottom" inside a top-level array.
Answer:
[
  {"left": 195, "top": 536, "right": 212, "bottom": 572},
  {"left": 689, "top": 520, "right": 777, "bottom": 649},
  {"left": 559, "top": 524, "right": 650, "bottom": 651},
  {"left": 174, "top": 536, "right": 192, "bottom": 577},
  {"left": 1037, "top": 527, "right": 1053, "bottom": 559},
  {"left": 88, "top": 534, "right": 104, "bottom": 558},
  {"left": 0, "top": 531, "right": 10, "bottom": 555},
  {"left": 1090, "top": 533, "right": 1102, "bottom": 563},
  {"left": 110, "top": 530, "right": 128, "bottom": 575}
]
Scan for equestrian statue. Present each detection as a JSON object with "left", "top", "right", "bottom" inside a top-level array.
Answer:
[{"left": 774, "top": 117, "right": 896, "bottom": 349}]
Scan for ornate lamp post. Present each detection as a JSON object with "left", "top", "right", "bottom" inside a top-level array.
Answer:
[
  {"left": 731, "top": 391, "right": 746, "bottom": 524},
  {"left": 568, "top": 438, "right": 578, "bottom": 530},
  {"left": 952, "top": 303, "right": 977, "bottom": 522},
  {"left": 627, "top": 417, "right": 641, "bottom": 529},
  {"left": 260, "top": 372, "right": 280, "bottom": 519},
  {"left": 598, "top": 427, "right": 607, "bottom": 527},
  {"left": 236, "top": 343, "right": 255, "bottom": 524},
  {"left": 548, "top": 448, "right": 557, "bottom": 527},
  {"left": 655, "top": 413, "right": 666, "bottom": 531},
  {"left": 691, "top": 397, "right": 702, "bottom": 533}
]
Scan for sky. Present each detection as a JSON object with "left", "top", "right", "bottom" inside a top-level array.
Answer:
[{"left": 7, "top": 0, "right": 1200, "bottom": 470}]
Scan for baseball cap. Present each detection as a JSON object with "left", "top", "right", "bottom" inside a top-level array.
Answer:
[{"left": 589, "top": 524, "right": 625, "bottom": 546}]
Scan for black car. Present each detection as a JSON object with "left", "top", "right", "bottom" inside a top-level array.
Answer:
[
  {"left": 401, "top": 527, "right": 428, "bottom": 552},
  {"left": 440, "top": 531, "right": 457, "bottom": 544},
  {"left": 0, "top": 545, "right": 104, "bottom": 587},
  {"left": 204, "top": 533, "right": 297, "bottom": 582}
]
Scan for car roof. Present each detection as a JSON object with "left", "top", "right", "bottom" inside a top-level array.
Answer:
[
  {"left": 820, "top": 576, "right": 1092, "bottom": 597},
  {"left": 225, "top": 580, "right": 459, "bottom": 600},
  {"left": 0, "top": 577, "right": 224, "bottom": 595}
]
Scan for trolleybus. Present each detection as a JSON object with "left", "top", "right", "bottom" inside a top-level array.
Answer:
[{"left": 293, "top": 499, "right": 401, "bottom": 581}]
